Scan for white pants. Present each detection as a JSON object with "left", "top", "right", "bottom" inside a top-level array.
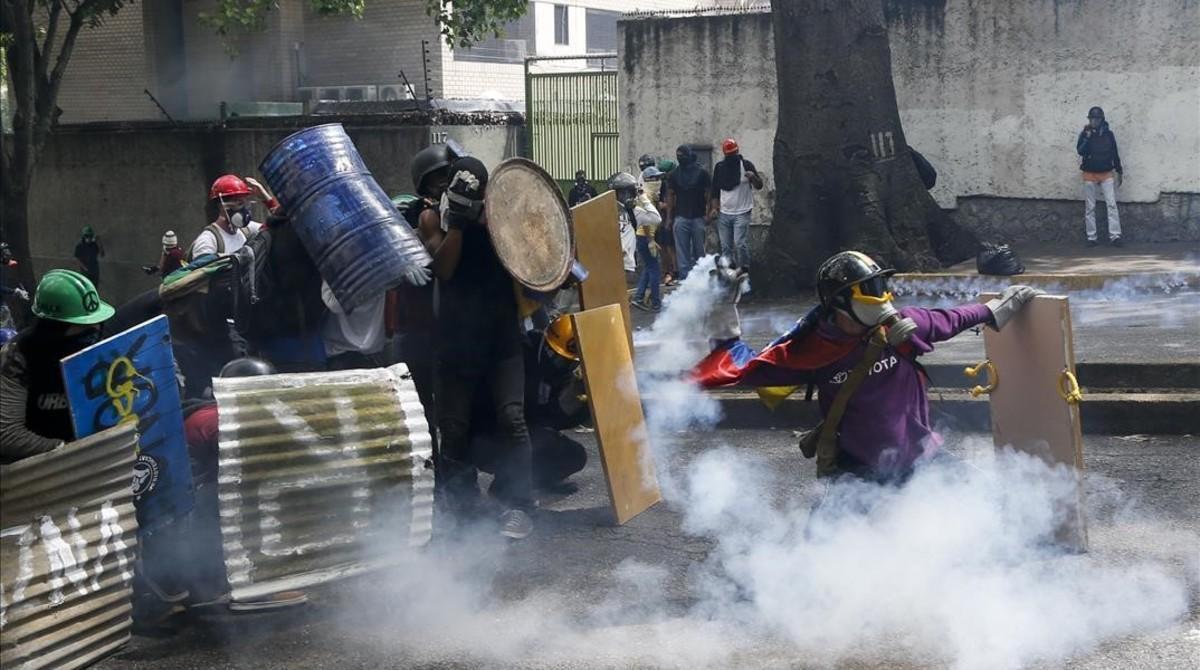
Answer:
[{"left": 1083, "top": 178, "right": 1121, "bottom": 241}]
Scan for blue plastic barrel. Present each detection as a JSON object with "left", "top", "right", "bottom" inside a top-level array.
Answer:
[{"left": 259, "top": 124, "right": 431, "bottom": 311}]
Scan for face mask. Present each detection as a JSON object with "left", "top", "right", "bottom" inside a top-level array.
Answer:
[
  {"left": 846, "top": 300, "right": 918, "bottom": 346},
  {"left": 226, "top": 207, "right": 251, "bottom": 228}
]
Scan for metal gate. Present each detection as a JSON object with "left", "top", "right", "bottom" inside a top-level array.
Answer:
[{"left": 525, "top": 55, "right": 619, "bottom": 182}]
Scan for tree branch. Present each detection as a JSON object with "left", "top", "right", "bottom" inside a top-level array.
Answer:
[{"left": 42, "top": 0, "right": 63, "bottom": 65}]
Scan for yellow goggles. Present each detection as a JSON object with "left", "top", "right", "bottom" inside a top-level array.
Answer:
[{"left": 850, "top": 282, "right": 894, "bottom": 305}]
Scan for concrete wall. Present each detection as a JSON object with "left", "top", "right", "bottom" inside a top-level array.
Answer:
[
  {"left": 619, "top": 2, "right": 1200, "bottom": 244},
  {"left": 27, "top": 117, "right": 523, "bottom": 306}
]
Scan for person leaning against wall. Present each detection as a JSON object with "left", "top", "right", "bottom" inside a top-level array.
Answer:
[{"left": 1076, "top": 106, "right": 1124, "bottom": 248}]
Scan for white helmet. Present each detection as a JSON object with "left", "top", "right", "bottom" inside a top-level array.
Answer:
[{"left": 162, "top": 231, "right": 178, "bottom": 248}]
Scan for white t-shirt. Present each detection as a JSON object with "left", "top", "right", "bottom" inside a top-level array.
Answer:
[
  {"left": 716, "top": 159, "right": 756, "bottom": 216},
  {"left": 189, "top": 221, "right": 262, "bottom": 258},
  {"left": 321, "top": 282, "right": 387, "bottom": 357}
]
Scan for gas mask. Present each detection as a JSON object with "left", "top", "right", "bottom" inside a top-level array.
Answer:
[
  {"left": 842, "top": 277, "right": 917, "bottom": 346},
  {"left": 226, "top": 206, "right": 252, "bottom": 228}
]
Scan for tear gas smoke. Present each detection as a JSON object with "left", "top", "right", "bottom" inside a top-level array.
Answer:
[{"left": 337, "top": 254, "right": 1193, "bottom": 669}]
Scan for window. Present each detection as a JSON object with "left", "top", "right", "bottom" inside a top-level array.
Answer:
[
  {"left": 554, "top": 4, "right": 570, "bottom": 45},
  {"left": 585, "top": 9, "right": 619, "bottom": 67},
  {"left": 455, "top": 13, "right": 536, "bottom": 64}
]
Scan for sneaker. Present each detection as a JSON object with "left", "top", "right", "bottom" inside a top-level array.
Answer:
[
  {"left": 650, "top": 304, "right": 662, "bottom": 313},
  {"left": 498, "top": 509, "right": 533, "bottom": 540},
  {"left": 1110, "top": 237, "right": 1123, "bottom": 247},
  {"left": 630, "top": 300, "right": 650, "bottom": 312},
  {"left": 1086, "top": 239, "right": 1098, "bottom": 247},
  {"left": 228, "top": 590, "right": 308, "bottom": 612}
]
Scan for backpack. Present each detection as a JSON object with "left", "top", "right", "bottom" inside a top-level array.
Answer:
[
  {"left": 186, "top": 223, "right": 245, "bottom": 262},
  {"left": 976, "top": 243, "right": 1026, "bottom": 276},
  {"left": 158, "top": 253, "right": 237, "bottom": 341}
]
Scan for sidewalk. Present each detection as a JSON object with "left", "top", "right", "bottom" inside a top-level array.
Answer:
[{"left": 898, "top": 241, "right": 1200, "bottom": 291}]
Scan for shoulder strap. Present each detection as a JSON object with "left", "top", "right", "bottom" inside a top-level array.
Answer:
[{"left": 815, "top": 328, "right": 887, "bottom": 477}]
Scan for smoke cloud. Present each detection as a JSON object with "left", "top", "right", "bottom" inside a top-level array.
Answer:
[{"left": 337, "top": 255, "right": 1194, "bottom": 669}]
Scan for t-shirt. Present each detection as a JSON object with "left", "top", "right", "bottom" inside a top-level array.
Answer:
[
  {"left": 74, "top": 240, "right": 101, "bottom": 282},
  {"left": 189, "top": 221, "right": 262, "bottom": 258},
  {"left": 161, "top": 247, "right": 185, "bottom": 276},
  {"left": 711, "top": 158, "right": 758, "bottom": 216},
  {"left": 666, "top": 167, "right": 711, "bottom": 219},
  {"left": 321, "top": 283, "right": 387, "bottom": 357}
]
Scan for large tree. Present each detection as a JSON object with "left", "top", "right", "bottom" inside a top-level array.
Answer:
[
  {"left": 1, "top": 0, "right": 527, "bottom": 293},
  {"left": 762, "top": 0, "right": 979, "bottom": 295}
]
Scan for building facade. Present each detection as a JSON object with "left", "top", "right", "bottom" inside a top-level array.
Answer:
[{"left": 48, "top": 0, "right": 710, "bottom": 124}]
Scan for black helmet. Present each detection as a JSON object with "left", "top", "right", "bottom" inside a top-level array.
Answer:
[
  {"left": 1087, "top": 106, "right": 1105, "bottom": 120},
  {"left": 816, "top": 251, "right": 896, "bottom": 313},
  {"left": 638, "top": 154, "right": 656, "bottom": 170},
  {"left": 411, "top": 144, "right": 452, "bottom": 197},
  {"left": 608, "top": 171, "right": 639, "bottom": 201},
  {"left": 219, "top": 357, "right": 277, "bottom": 378}
]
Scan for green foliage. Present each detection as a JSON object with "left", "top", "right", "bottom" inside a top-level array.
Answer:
[
  {"left": 423, "top": 0, "right": 529, "bottom": 49},
  {"left": 198, "top": 0, "right": 528, "bottom": 52}
]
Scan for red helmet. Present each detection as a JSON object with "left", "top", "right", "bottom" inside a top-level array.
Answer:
[
  {"left": 721, "top": 138, "right": 739, "bottom": 155},
  {"left": 209, "top": 174, "right": 253, "bottom": 201}
]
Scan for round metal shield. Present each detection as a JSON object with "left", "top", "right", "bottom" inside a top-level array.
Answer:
[{"left": 485, "top": 158, "right": 573, "bottom": 292}]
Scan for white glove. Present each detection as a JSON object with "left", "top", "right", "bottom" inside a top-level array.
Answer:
[
  {"left": 14, "top": 287, "right": 30, "bottom": 301},
  {"left": 986, "top": 285, "right": 1043, "bottom": 331},
  {"left": 402, "top": 264, "right": 433, "bottom": 287}
]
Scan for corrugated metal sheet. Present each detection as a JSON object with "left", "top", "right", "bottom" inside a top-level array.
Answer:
[
  {"left": 528, "top": 70, "right": 620, "bottom": 180},
  {"left": 1, "top": 424, "right": 140, "bottom": 670},
  {"left": 213, "top": 364, "right": 434, "bottom": 602}
]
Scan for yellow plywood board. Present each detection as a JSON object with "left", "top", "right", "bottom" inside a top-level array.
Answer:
[
  {"left": 571, "top": 191, "right": 633, "bottom": 351},
  {"left": 572, "top": 304, "right": 661, "bottom": 525},
  {"left": 981, "top": 294, "right": 1087, "bottom": 551}
]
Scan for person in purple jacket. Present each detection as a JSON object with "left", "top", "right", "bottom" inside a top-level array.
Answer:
[{"left": 695, "top": 251, "right": 1039, "bottom": 483}]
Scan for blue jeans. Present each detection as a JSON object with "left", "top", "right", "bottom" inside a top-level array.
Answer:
[
  {"left": 718, "top": 211, "right": 752, "bottom": 269},
  {"left": 635, "top": 236, "right": 661, "bottom": 308},
  {"left": 673, "top": 216, "right": 706, "bottom": 279}
]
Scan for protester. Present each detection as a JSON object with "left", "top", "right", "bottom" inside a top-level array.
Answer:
[
  {"left": 0, "top": 242, "right": 31, "bottom": 330},
  {"left": 74, "top": 225, "right": 105, "bottom": 287},
  {"left": 177, "top": 357, "right": 309, "bottom": 614},
  {"left": 468, "top": 320, "right": 588, "bottom": 495},
  {"left": 1076, "top": 106, "right": 1124, "bottom": 247},
  {"left": 189, "top": 175, "right": 277, "bottom": 259},
  {"left": 709, "top": 138, "right": 763, "bottom": 273},
  {"left": 0, "top": 269, "right": 113, "bottom": 464},
  {"left": 666, "top": 145, "right": 710, "bottom": 280},
  {"left": 695, "top": 251, "right": 1040, "bottom": 483},
  {"left": 567, "top": 169, "right": 599, "bottom": 207},
  {"left": 611, "top": 172, "right": 664, "bottom": 311},
  {"left": 655, "top": 158, "right": 679, "bottom": 286},
  {"left": 609, "top": 172, "right": 641, "bottom": 279},
  {"left": 417, "top": 156, "right": 536, "bottom": 540},
  {"left": 143, "top": 231, "right": 185, "bottom": 277}
]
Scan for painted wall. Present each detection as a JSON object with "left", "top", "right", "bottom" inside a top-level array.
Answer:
[
  {"left": 27, "top": 119, "right": 523, "bottom": 306},
  {"left": 619, "top": 2, "right": 1200, "bottom": 239}
]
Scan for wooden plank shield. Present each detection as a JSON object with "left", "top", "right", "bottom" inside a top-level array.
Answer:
[
  {"left": 571, "top": 191, "right": 633, "bottom": 349},
  {"left": 572, "top": 304, "right": 661, "bottom": 525},
  {"left": 484, "top": 158, "right": 573, "bottom": 292},
  {"left": 61, "top": 315, "right": 194, "bottom": 533},
  {"left": 980, "top": 294, "right": 1087, "bottom": 551}
]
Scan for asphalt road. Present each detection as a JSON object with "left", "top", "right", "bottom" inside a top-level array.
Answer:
[{"left": 100, "top": 430, "right": 1199, "bottom": 670}]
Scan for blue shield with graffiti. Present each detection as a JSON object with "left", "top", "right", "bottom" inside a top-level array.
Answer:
[{"left": 62, "top": 315, "right": 194, "bottom": 532}]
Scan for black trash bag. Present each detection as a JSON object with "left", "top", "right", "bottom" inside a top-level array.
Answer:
[
  {"left": 910, "top": 148, "right": 938, "bottom": 190},
  {"left": 976, "top": 243, "right": 1026, "bottom": 276}
]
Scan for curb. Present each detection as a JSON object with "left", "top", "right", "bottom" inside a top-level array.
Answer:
[
  {"left": 656, "top": 390, "right": 1200, "bottom": 436},
  {"left": 922, "top": 362, "right": 1200, "bottom": 391}
]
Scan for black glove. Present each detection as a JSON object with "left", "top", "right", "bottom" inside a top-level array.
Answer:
[{"left": 445, "top": 156, "right": 489, "bottom": 223}]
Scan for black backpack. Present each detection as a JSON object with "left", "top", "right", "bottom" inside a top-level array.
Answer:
[{"left": 976, "top": 243, "right": 1025, "bottom": 276}]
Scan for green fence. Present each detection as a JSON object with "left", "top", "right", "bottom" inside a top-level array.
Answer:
[{"left": 526, "top": 68, "right": 619, "bottom": 182}]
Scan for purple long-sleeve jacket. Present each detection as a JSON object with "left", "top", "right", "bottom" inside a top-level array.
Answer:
[{"left": 813, "top": 304, "right": 993, "bottom": 476}]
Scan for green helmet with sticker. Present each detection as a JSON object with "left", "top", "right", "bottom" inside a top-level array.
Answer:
[{"left": 32, "top": 269, "right": 115, "bottom": 325}]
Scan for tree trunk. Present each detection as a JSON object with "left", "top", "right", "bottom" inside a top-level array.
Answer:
[{"left": 762, "top": 0, "right": 979, "bottom": 295}]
